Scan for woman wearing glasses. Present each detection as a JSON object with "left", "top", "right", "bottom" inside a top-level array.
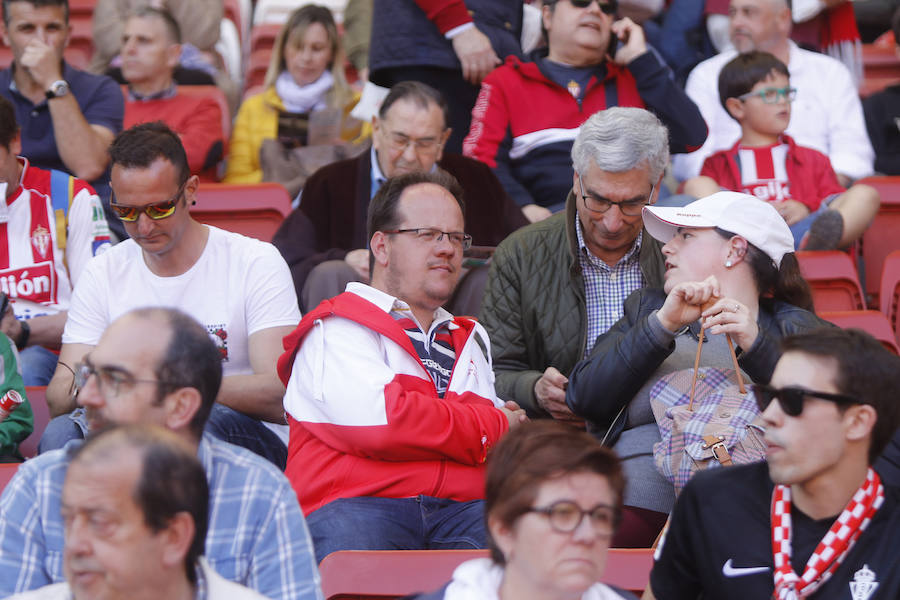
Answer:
[
  {"left": 225, "top": 5, "right": 363, "bottom": 188},
  {"left": 565, "top": 192, "right": 828, "bottom": 547},
  {"left": 415, "top": 420, "right": 637, "bottom": 600}
]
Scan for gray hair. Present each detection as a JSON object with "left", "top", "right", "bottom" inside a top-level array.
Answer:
[{"left": 571, "top": 107, "right": 670, "bottom": 184}]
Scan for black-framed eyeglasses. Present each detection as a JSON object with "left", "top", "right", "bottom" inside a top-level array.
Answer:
[
  {"left": 568, "top": 0, "right": 618, "bottom": 14},
  {"left": 525, "top": 500, "right": 620, "bottom": 535},
  {"left": 578, "top": 174, "right": 653, "bottom": 217},
  {"left": 74, "top": 359, "right": 175, "bottom": 401},
  {"left": 383, "top": 228, "right": 473, "bottom": 251},
  {"left": 109, "top": 179, "right": 188, "bottom": 222},
  {"left": 738, "top": 86, "right": 797, "bottom": 105},
  {"left": 752, "top": 383, "right": 864, "bottom": 417}
]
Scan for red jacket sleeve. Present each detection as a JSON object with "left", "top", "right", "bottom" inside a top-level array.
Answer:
[{"left": 413, "top": 0, "right": 472, "bottom": 34}]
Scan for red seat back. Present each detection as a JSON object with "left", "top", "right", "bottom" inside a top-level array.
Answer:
[
  {"left": 860, "top": 177, "right": 900, "bottom": 304},
  {"left": 192, "top": 183, "right": 291, "bottom": 242},
  {"left": 0, "top": 463, "right": 19, "bottom": 494},
  {"left": 796, "top": 251, "right": 866, "bottom": 313},
  {"left": 820, "top": 310, "right": 900, "bottom": 354},
  {"left": 18, "top": 386, "right": 49, "bottom": 459},
  {"left": 319, "top": 548, "right": 654, "bottom": 599}
]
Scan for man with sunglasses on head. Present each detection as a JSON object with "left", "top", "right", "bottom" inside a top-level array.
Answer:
[
  {"left": 480, "top": 107, "right": 665, "bottom": 431},
  {"left": 0, "top": 308, "right": 323, "bottom": 600},
  {"left": 463, "top": 0, "right": 706, "bottom": 223},
  {"left": 651, "top": 327, "right": 900, "bottom": 599},
  {"left": 42, "top": 122, "right": 300, "bottom": 469},
  {"left": 278, "top": 170, "right": 526, "bottom": 562}
]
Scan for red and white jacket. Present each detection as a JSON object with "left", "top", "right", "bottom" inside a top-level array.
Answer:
[
  {"left": 277, "top": 284, "right": 507, "bottom": 515},
  {"left": 1, "top": 159, "right": 110, "bottom": 320}
]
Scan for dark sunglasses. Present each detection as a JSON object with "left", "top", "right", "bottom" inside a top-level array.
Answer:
[
  {"left": 752, "top": 383, "right": 864, "bottom": 417},
  {"left": 568, "top": 0, "right": 618, "bottom": 14},
  {"left": 109, "top": 180, "right": 187, "bottom": 222}
]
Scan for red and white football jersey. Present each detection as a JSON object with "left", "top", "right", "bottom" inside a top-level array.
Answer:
[
  {"left": 737, "top": 143, "right": 793, "bottom": 203},
  {"left": 0, "top": 159, "right": 110, "bottom": 319}
]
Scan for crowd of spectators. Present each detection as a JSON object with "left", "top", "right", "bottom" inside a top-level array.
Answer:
[{"left": 0, "top": 0, "right": 899, "bottom": 599}]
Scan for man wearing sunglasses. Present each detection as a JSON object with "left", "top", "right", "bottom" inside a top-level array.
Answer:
[
  {"left": 463, "top": 0, "right": 706, "bottom": 222},
  {"left": 278, "top": 170, "right": 526, "bottom": 562},
  {"left": 651, "top": 327, "right": 900, "bottom": 599},
  {"left": 673, "top": 0, "right": 873, "bottom": 188},
  {"left": 42, "top": 122, "right": 300, "bottom": 469}
]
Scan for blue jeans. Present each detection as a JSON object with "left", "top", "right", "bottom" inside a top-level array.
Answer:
[
  {"left": 204, "top": 403, "right": 287, "bottom": 470},
  {"left": 38, "top": 408, "right": 88, "bottom": 453},
  {"left": 788, "top": 194, "right": 839, "bottom": 248},
  {"left": 306, "top": 495, "right": 487, "bottom": 563},
  {"left": 19, "top": 346, "right": 59, "bottom": 386}
]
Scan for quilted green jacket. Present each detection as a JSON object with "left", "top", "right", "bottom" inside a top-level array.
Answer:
[{"left": 479, "top": 192, "right": 665, "bottom": 416}]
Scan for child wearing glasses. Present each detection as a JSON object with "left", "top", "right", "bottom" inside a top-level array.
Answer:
[{"left": 684, "top": 51, "right": 879, "bottom": 251}]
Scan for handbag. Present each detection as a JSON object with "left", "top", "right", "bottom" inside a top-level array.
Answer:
[{"left": 649, "top": 322, "right": 767, "bottom": 494}]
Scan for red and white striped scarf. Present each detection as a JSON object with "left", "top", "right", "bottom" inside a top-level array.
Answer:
[{"left": 770, "top": 468, "right": 884, "bottom": 599}]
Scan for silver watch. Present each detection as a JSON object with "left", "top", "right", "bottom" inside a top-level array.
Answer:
[{"left": 45, "top": 80, "right": 70, "bottom": 100}]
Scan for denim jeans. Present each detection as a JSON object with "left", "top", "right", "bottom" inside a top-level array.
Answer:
[
  {"left": 38, "top": 408, "right": 88, "bottom": 454},
  {"left": 204, "top": 403, "right": 287, "bottom": 470},
  {"left": 305, "top": 495, "right": 487, "bottom": 563},
  {"left": 19, "top": 345, "right": 59, "bottom": 386}
]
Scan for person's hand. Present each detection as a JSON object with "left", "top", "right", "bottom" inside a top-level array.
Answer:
[
  {"left": 522, "top": 203, "right": 552, "bottom": 223},
  {"left": 0, "top": 302, "right": 19, "bottom": 340},
  {"left": 501, "top": 400, "right": 528, "bottom": 428},
  {"left": 609, "top": 17, "right": 649, "bottom": 65},
  {"left": 772, "top": 199, "right": 810, "bottom": 226},
  {"left": 451, "top": 26, "right": 501, "bottom": 85},
  {"left": 534, "top": 367, "right": 584, "bottom": 426},
  {"left": 701, "top": 298, "right": 759, "bottom": 350},
  {"left": 344, "top": 249, "right": 370, "bottom": 281},
  {"left": 19, "top": 38, "right": 63, "bottom": 89},
  {"left": 657, "top": 275, "right": 722, "bottom": 332}
]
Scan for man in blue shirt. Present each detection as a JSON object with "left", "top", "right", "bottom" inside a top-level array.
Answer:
[
  {"left": 0, "top": 0, "right": 124, "bottom": 238},
  {"left": 0, "top": 307, "right": 324, "bottom": 600}
]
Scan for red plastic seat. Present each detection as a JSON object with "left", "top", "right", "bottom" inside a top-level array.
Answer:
[
  {"left": 244, "top": 48, "right": 273, "bottom": 93},
  {"left": 0, "top": 462, "right": 19, "bottom": 493},
  {"left": 192, "top": 183, "right": 291, "bottom": 242},
  {"left": 18, "top": 386, "right": 50, "bottom": 459},
  {"left": 796, "top": 251, "right": 866, "bottom": 313},
  {"left": 879, "top": 250, "right": 900, "bottom": 341},
  {"left": 859, "top": 176, "right": 900, "bottom": 305},
  {"left": 820, "top": 310, "right": 900, "bottom": 354},
  {"left": 319, "top": 548, "right": 655, "bottom": 598}
]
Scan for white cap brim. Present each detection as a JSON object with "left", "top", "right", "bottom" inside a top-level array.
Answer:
[{"left": 642, "top": 205, "right": 718, "bottom": 244}]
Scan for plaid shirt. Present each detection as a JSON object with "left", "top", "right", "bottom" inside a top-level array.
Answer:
[
  {"left": 575, "top": 213, "right": 646, "bottom": 357},
  {"left": 0, "top": 434, "right": 323, "bottom": 600}
]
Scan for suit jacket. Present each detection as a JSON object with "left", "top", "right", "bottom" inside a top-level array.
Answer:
[{"left": 272, "top": 148, "right": 528, "bottom": 302}]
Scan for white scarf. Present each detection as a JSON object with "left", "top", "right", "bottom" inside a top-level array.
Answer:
[{"left": 275, "top": 69, "right": 333, "bottom": 113}]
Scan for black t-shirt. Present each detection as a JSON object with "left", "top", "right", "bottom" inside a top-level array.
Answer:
[{"left": 651, "top": 462, "right": 900, "bottom": 599}]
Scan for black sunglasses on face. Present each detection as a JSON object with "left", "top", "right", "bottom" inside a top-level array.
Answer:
[
  {"left": 752, "top": 383, "right": 864, "bottom": 417},
  {"left": 568, "top": 0, "right": 618, "bottom": 14}
]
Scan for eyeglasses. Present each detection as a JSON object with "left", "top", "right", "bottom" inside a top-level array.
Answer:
[
  {"left": 383, "top": 227, "right": 473, "bottom": 251},
  {"left": 384, "top": 131, "right": 444, "bottom": 155},
  {"left": 526, "top": 500, "right": 620, "bottom": 535},
  {"left": 738, "top": 86, "right": 797, "bottom": 104},
  {"left": 109, "top": 180, "right": 187, "bottom": 222},
  {"left": 568, "top": 0, "right": 618, "bottom": 14},
  {"left": 74, "top": 360, "right": 174, "bottom": 400},
  {"left": 578, "top": 174, "right": 653, "bottom": 217},
  {"left": 752, "top": 383, "right": 864, "bottom": 417}
]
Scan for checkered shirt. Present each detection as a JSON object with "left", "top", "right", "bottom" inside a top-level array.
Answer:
[
  {"left": 0, "top": 434, "right": 323, "bottom": 600},
  {"left": 575, "top": 212, "right": 646, "bottom": 357}
]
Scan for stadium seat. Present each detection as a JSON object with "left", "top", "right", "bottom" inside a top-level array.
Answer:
[
  {"left": 796, "top": 251, "right": 866, "bottom": 313},
  {"left": 18, "top": 386, "right": 50, "bottom": 459},
  {"left": 244, "top": 48, "right": 273, "bottom": 93},
  {"left": 217, "top": 18, "right": 243, "bottom": 89},
  {"left": 318, "top": 548, "right": 655, "bottom": 599},
  {"left": 0, "top": 463, "right": 18, "bottom": 493},
  {"left": 250, "top": 22, "right": 282, "bottom": 55},
  {"left": 820, "top": 310, "right": 900, "bottom": 354},
  {"left": 879, "top": 250, "right": 900, "bottom": 341},
  {"left": 859, "top": 176, "right": 900, "bottom": 305},
  {"left": 192, "top": 183, "right": 291, "bottom": 242},
  {"left": 68, "top": 0, "right": 97, "bottom": 19},
  {"left": 254, "top": 0, "right": 348, "bottom": 25},
  {"left": 177, "top": 85, "right": 233, "bottom": 140}
]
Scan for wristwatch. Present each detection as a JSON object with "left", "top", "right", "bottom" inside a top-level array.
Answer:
[{"left": 45, "top": 80, "right": 70, "bottom": 100}]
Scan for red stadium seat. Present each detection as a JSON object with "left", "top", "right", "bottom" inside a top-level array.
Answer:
[
  {"left": 192, "top": 183, "right": 291, "bottom": 242},
  {"left": 318, "top": 548, "right": 655, "bottom": 599},
  {"left": 859, "top": 177, "right": 900, "bottom": 305},
  {"left": 820, "top": 310, "right": 900, "bottom": 354},
  {"left": 18, "top": 386, "right": 50, "bottom": 459},
  {"left": 0, "top": 463, "right": 19, "bottom": 493},
  {"left": 796, "top": 251, "right": 866, "bottom": 313},
  {"left": 879, "top": 250, "right": 900, "bottom": 341}
]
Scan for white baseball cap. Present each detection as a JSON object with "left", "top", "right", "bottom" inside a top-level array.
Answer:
[{"left": 642, "top": 192, "right": 794, "bottom": 267}]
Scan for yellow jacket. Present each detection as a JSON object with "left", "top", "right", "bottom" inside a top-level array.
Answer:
[{"left": 224, "top": 86, "right": 365, "bottom": 183}]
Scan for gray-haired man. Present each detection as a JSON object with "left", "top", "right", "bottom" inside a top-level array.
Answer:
[{"left": 479, "top": 106, "right": 667, "bottom": 426}]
